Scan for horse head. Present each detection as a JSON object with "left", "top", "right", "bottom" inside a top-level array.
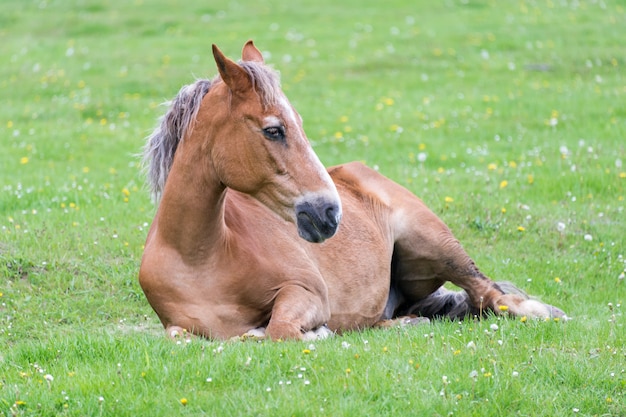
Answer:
[{"left": 206, "top": 41, "right": 342, "bottom": 243}]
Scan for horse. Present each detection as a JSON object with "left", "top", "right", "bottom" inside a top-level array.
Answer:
[{"left": 139, "top": 40, "right": 566, "bottom": 341}]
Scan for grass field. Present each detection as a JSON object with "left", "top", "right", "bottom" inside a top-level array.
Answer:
[{"left": 1, "top": 0, "right": 625, "bottom": 415}]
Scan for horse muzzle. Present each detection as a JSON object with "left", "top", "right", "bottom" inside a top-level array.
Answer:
[{"left": 295, "top": 199, "right": 341, "bottom": 243}]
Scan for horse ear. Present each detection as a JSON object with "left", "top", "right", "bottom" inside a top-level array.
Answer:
[
  {"left": 212, "top": 44, "right": 252, "bottom": 95},
  {"left": 241, "top": 40, "right": 264, "bottom": 63}
]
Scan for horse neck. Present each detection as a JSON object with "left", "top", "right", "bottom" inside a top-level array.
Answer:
[{"left": 155, "top": 141, "right": 227, "bottom": 262}]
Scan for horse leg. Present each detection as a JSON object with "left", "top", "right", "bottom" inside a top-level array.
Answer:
[
  {"left": 431, "top": 243, "right": 567, "bottom": 319},
  {"left": 265, "top": 284, "right": 331, "bottom": 340},
  {"left": 391, "top": 206, "right": 567, "bottom": 320}
]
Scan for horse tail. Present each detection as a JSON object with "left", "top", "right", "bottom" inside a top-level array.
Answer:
[
  {"left": 404, "top": 281, "right": 532, "bottom": 319},
  {"left": 404, "top": 287, "right": 479, "bottom": 319},
  {"left": 143, "top": 79, "right": 212, "bottom": 201}
]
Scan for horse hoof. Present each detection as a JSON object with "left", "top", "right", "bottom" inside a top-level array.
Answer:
[
  {"left": 165, "top": 326, "right": 187, "bottom": 339},
  {"left": 513, "top": 299, "right": 570, "bottom": 321},
  {"left": 242, "top": 327, "right": 267, "bottom": 339},
  {"left": 548, "top": 305, "right": 570, "bottom": 321},
  {"left": 302, "top": 325, "right": 334, "bottom": 340}
]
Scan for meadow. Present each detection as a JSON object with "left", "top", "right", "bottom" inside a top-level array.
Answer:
[{"left": 1, "top": 0, "right": 625, "bottom": 415}]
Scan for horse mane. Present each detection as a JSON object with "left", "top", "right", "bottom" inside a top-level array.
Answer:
[{"left": 143, "top": 61, "right": 281, "bottom": 201}]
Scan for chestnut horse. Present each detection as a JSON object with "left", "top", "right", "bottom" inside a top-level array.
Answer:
[{"left": 139, "top": 41, "right": 565, "bottom": 340}]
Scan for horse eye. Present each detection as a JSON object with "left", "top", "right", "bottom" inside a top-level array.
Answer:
[{"left": 263, "top": 126, "right": 285, "bottom": 141}]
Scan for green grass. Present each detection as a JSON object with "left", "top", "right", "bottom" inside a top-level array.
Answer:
[{"left": 1, "top": 0, "right": 624, "bottom": 415}]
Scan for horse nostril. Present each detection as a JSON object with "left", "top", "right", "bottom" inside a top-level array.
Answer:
[{"left": 325, "top": 205, "right": 340, "bottom": 228}]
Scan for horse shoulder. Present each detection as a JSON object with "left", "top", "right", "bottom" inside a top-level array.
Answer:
[{"left": 223, "top": 190, "right": 330, "bottom": 292}]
